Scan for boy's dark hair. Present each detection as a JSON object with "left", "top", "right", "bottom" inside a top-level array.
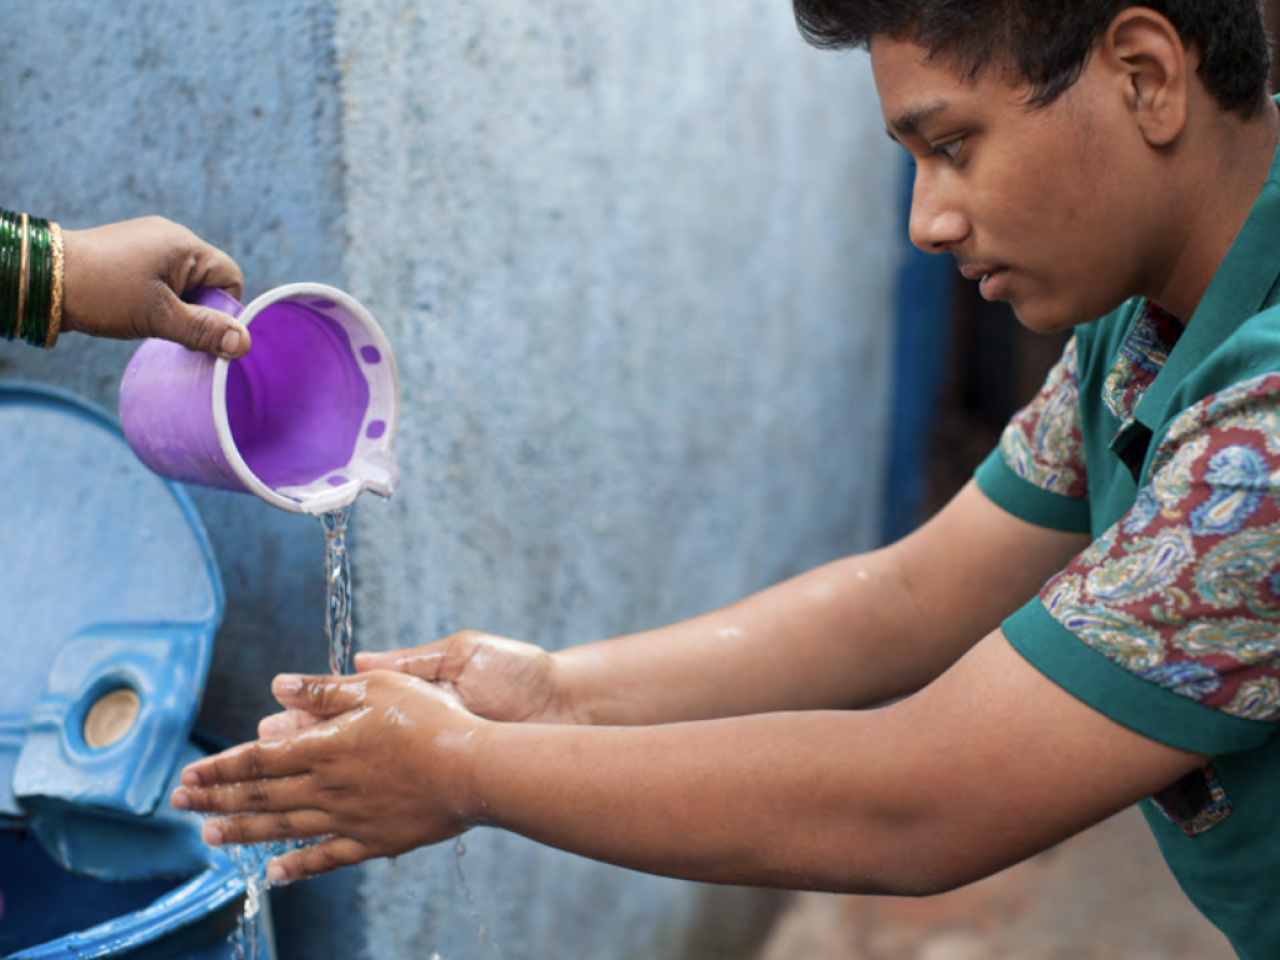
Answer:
[{"left": 793, "top": 1, "right": 1272, "bottom": 119}]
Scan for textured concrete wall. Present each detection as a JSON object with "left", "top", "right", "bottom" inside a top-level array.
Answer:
[{"left": 0, "top": 2, "right": 900, "bottom": 958}]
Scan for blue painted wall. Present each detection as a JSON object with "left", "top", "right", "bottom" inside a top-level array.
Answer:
[
  {"left": 0, "top": 3, "right": 902, "bottom": 957},
  {"left": 882, "top": 162, "right": 956, "bottom": 543}
]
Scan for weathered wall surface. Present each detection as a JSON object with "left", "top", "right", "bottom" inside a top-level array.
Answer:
[
  {"left": 337, "top": 4, "right": 898, "bottom": 956},
  {"left": 0, "top": 2, "right": 899, "bottom": 958}
]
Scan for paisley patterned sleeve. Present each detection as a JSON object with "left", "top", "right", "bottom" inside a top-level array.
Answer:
[
  {"left": 996, "top": 337, "right": 1088, "bottom": 498},
  {"left": 1038, "top": 372, "right": 1280, "bottom": 726}
]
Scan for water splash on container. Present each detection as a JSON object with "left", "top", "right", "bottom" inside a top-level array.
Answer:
[{"left": 226, "top": 838, "right": 284, "bottom": 960}]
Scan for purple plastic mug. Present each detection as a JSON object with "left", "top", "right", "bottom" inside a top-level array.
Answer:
[{"left": 119, "top": 283, "right": 399, "bottom": 515}]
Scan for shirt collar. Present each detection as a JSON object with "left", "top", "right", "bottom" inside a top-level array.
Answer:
[
  {"left": 1134, "top": 103, "right": 1280, "bottom": 428},
  {"left": 1103, "top": 300, "right": 1183, "bottom": 432}
]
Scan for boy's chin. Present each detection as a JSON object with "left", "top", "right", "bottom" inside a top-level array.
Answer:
[{"left": 1010, "top": 299, "right": 1091, "bottom": 336}]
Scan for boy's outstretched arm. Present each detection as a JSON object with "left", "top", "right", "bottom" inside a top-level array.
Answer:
[
  {"left": 353, "top": 481, "right": 1090, "bottom": 725},
  {"left": 174, "top": 628, "right": 1202, "bottom": 892}
]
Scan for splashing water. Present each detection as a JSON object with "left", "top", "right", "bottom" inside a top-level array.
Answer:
[
  {"left": 226, "top": 840, "right": 287, "bottom": 960},
  {"left": 225, "top": 508, "right": 357, "bottom": 956}
]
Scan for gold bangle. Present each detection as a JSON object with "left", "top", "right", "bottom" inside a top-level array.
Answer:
[
  {"left": 14, "top": 213, "right": 28, "bottom": 341},
  {"left": 46, "top": 222, "right": 64, "bottom": 349}
]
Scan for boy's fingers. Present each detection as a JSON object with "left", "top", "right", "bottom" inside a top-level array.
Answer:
[
  {"left": 352, "top": 650, "right": 398, "bottom": 671},
  {"left": 201, "top": 808, "right": 331, "bottom": 848},
  {"left": 178, "top": 737, "right": 310, "bottom": 788},
  {"left": 271, "top": 674, "right": 371, "bottom": 716},
  {"left": 267, "top": 837, "right": 371, "bottom": 885},
  {"left": 355, "top": 649, "right": 446, "bottom": 682},
  {"left": 258, "top": 709, "right": 322, "bottom": 740},
  {"left": 171, "top": 772, "right": 315, "bottom": 815}
]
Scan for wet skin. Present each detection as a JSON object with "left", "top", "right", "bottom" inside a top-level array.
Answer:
[
  {"left": 173, "top": 671, "right": 481, "bottom": 880},
  {"left": 173, "top": 488, "right": 1198, "bottom": 891},
  {"left": 175, "top": 10, "right": 1276, "bottom": 891}
]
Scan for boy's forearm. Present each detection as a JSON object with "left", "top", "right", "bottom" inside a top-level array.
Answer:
[
  {"left": 460, "top": 631, "right": 1194, "bottom": 898},
  {"left": 466, "top": 708, "right": 921, "bottom": 893},
  {"left": 553, "top": 483, "right": 1089, "bottom": 726},
  {"left": 555, "top": 550, "right": 948, "bottom": 726}
]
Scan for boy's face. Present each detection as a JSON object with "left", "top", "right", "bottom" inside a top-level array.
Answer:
[{"left": 872, "top": 36, "right": 1164, "bottom": 332}]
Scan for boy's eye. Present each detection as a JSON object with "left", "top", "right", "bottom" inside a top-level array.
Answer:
[
  {"left": 902, "top": 137, "right": 964, "bottom": 168},
  {"left": 931, "top": 139, "right": 964, "bottom": 162}
]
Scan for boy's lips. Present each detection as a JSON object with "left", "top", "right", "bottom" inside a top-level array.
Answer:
[
  {"left": 978, "top": 267, "right": 1010, "bottom": 301},
  {"left": 958, "top": 261, "right": 1006, "bottom": 282},
  {"left": 958, "top": 261, "right": 1011, "bottom": 301}
]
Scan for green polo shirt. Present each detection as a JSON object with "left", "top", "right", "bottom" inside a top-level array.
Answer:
[{"left": 974, "top": 126, "right": 1280, "bottom": 958}]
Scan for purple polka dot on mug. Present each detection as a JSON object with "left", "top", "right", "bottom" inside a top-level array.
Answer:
[
  {"left": 328, "top": 475, "right": 350, "bottom": 487},
  {"left": 360, "top": 346, "right": 382, "bottom": 365},
  {"left": 366, "top": 420, "right": 386, "bottom": 440}
]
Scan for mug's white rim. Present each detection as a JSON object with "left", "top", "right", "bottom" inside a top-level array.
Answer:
[{"left": 210, "top": 282, "right": 401, "bottom": 515}]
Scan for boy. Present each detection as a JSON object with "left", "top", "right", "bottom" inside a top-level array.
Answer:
[{"left": 174, "top": 4, "right": 1280, "bottom": 956}]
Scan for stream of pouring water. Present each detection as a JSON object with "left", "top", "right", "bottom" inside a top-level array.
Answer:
[
  {"left": 227, "top": 508, "right": 354, "bottom": 960},
  {"left": 322, "top": 508, "right": 354, "bottom": 677},
  {"left": 227, "top": 508, "right": 496, "bottom": 958}
]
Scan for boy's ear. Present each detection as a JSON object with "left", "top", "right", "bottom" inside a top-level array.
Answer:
[{"left": 1102, "top": 7, "right": 1190, "bottom": 147}]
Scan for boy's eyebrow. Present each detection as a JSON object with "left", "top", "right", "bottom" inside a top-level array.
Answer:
[{"left": 885, "top": 99, "right": 950, "bottom": 141}]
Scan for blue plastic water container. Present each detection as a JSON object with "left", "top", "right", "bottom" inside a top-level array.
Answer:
[{"left": 0, "top": 383, "right": 275, "bottom": 959}]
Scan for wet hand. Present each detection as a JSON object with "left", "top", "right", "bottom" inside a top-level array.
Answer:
[
  {"left": 253, "top": 630, "right": 578, "bottom": 765},
  {"left": 61, "top": 216, "right": 250, "bottom": 358},
  {"left": 354, "top": 630, "right": 581, "bottom": 725},
  {"left": 170, "top": 670, "right": 487, "bottom": 883}
]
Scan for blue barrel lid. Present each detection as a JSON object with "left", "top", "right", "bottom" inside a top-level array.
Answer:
[{"left": 0, "top": 382, "right": 223, "bottom": 822}]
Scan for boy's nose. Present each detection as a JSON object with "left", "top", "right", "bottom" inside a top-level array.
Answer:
[
  {"left": 910, "top": 209, "right": 969, "bottom": 253},
  {"left": 908, "top": 181, "right": 969, "bottom": 253}
]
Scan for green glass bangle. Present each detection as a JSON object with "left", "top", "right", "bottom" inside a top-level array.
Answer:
[
  {"left": 0, "top": 218, "right": 11, "bottom": 340},
  {"left": 22, "top": 221, "right": 37, "bottom": 346},
  {"left": 24, "top": 221, "right": 47, "bottom": 346},
  {"left": 0, "top": 213, "right": 17, "bottom": 341},
  {"left": 31, "top": 220, "right": 51, "bottom": 346},
  {"left": 0, "top": 212, "right": 16, "bottom": 337},
  {"left": 37, "top": 221, "right": 55, "bottom": 347},
  {"left": 21, "top": 220, "right": 37, "bottom": 345},
  {"left": 15, "top": 213, "right": 28, "bottom": 341},
  {"left": 5, "top": 216, "right": 20, "bottom": 342}
]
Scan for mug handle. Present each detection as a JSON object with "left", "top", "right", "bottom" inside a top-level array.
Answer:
[{"left": 183, "top": 285, "right": 245, "bottom": 319}]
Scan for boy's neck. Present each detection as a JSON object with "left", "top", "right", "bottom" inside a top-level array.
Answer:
[{"left": 1151, "top": 98, "right": 1280, "bottom": 323}]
